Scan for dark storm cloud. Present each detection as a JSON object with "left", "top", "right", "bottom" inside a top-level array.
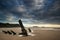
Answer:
[
  {"left": 43, "top": 0, "right": 60, "bottom": 24},
  {"left": 0, "top": 0, "right": 60, "bottom": 24},
  {"left": 29, "top": 0, "right": 60, "bottom": 24}
]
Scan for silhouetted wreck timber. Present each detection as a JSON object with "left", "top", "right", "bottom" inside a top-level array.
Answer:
[{"left": 19, "top": 19, "right": 28, "bottom": 36}]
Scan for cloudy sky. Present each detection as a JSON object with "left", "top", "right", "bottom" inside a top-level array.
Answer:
[{"left": 0, "top": 0, "right": 60, "bottom": 27}]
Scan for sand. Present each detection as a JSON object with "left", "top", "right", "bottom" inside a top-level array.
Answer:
[{"left": 0, "top": 27, "right": 60, "bottom": 40}]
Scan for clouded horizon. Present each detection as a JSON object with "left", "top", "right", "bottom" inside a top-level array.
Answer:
[{"left": 0, "top": 0, "right": 60, "bottom": 26}]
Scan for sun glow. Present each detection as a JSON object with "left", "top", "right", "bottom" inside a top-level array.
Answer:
[{"left": 24, "top": 24, "right": 60, "bottom": 27}]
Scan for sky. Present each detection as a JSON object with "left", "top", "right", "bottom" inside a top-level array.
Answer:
[{"left": 0, "top": 0, "right": 60, "bottom": 27}]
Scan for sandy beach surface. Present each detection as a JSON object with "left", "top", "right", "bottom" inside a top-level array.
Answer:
[{"left": 0, "top": 27, "right": 60, "bottom": 40}]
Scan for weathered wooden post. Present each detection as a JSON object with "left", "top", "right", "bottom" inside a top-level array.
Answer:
[{"left": 19, "top": 19, "right": 28, "bottom": 36}]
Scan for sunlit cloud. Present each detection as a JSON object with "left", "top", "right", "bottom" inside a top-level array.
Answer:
[
  {"left": 34, "top": 0, "right": 44, "bottom": 9},
  {"left": 12, "top": 5, "right": 26, "bottom": 12},
  {"left": 5, "top": 13, "right": 17, "bottom": 22}
]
